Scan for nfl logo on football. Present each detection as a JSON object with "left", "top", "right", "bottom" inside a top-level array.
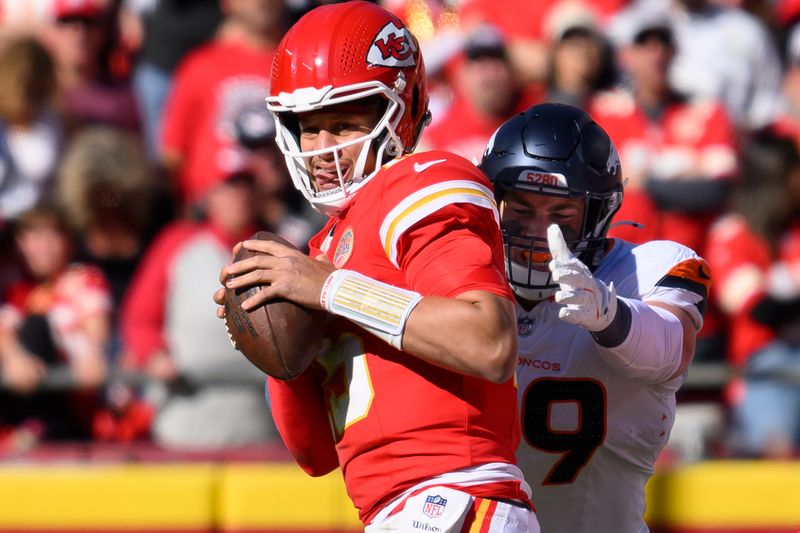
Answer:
[{"left": 423, "top": 495, "right": 447, "bottom": 518}]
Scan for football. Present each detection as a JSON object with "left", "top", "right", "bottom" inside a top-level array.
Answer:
[{"left": 224, "top": 231, "right": 326, "bottom": 380}]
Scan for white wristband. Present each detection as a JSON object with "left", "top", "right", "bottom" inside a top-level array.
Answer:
[
  {"left": 320, "top": 269, "right": 422, "bottom": 347},
  {"left": 595, "top": 297, "right": 684, "bottom": 384}
]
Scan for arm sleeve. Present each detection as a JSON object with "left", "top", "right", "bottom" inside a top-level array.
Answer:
[
  {"left": 0, "top": 285, "right": 25, "bottom": 332},
  {"left": 750, "top": 295, "right": 800, "bottom": 330},
  {"left": 647, "top": 256, "right": 712, "bottom": 330},
  {"left": 267, "top": 367, "right": 339, "bottom": 477},
  {"left": 160, "top": 54, "right": 201, "bottom": 156},
  {"left": 645, "top": 177, "right": 733, "bottom": 214},
  {"left": 119, "top": 224, "right": 194, "bottom": 365},
  {"left": 746, "top": 23, "right": 784, "bottom": 130}
]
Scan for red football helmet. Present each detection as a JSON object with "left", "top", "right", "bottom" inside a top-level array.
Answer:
[{"left": 266, "top": 1, "right": 431, "bottom": 215}]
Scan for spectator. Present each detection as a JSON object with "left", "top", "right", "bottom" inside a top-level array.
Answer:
[
  {"left": 0, "top": 204, "right": 111, "bottom": 446},
  {"left": 119, "top": 0, "right": 222, "bottom": 162},
  {"left": 230, "top": 103, "right": 325, "bottom": 250},
  {"left": 37, "top": 0, "right": 140, "bottom": 133},
  {"left": 773, "top": 22, "right": 800, "bottom": 151},
  {"left": 608, "top": 0, "right": 785, "bottom": 133},
  {"left": 593, "top": 19, "right": 738, "bottom": 253},
  {"left": 545, "top": 23, "right": 617, "bottom": 108},
  {"left": 120, "top": 170, "right": 276, "bottom": 451},
  {"left": 457, "top": 0, "right": 627, "bottom": 87},
  {"left": 160, "top": 0, "right": 287, "bottom": 214},
  {"left": 0, "top": 34, "right": 63, "bottom": 221},
  {"left": 589, "top": 18, "right": 737, "bottom": 362},
  {"left": 55, "top": 125, "right": 169, "bottom": 359},
  {"left": 419, "top": 24, "right": 535, "bottom": 162},
  {"left": 707, "top": 131, "right": 800, "bottom": 458}
]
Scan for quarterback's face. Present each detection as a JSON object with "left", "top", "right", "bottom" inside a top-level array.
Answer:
[
  {"left": 500, "top": 190, "right": 584, "bottom": 270},
  {"left": 298, "top": 107, "right": 378, "bottom": 192}
]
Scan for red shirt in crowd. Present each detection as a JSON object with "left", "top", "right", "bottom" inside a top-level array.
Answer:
[
  {"left": 589, "top": 89, "right": 738, "bottom": 255},
  {"left": 161, "top": 40, "right": 274, "bottom": 206},
  {"left": 457, "top": 0, "right": 626, "bottom": 41},
  {"left": 707, "top": 216, "right": 800, "bottom": 366},
  {"left": 421, "top": 92, "right": 538, "bottom": 163}
]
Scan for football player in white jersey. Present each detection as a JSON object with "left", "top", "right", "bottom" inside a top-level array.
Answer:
[{"left": 479, "top": 103, "right": 712, "bottom": 533}]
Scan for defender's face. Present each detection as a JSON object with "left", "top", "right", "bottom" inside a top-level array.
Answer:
[
  {"left": 499, "top": 190, "right": 585, "bottom": 270},
  {"left": 298, "top": 107, "right": 378, "bottom": 192}
]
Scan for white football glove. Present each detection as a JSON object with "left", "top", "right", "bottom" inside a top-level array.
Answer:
[{"left": 547, "top": 224, "right": 617, "bottom": 332}]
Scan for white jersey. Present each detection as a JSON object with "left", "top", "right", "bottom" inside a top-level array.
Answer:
[{"left": 516, "top": 239, "right": 709, "bottom": 533}]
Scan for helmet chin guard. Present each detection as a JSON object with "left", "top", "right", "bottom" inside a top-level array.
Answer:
[{"left": 508, "top": 261, "right": 558, "bottom": 301}]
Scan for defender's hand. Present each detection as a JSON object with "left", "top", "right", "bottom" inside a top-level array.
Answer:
[{"left": 547, "top": 224, "right": 617, "bottom": 332}]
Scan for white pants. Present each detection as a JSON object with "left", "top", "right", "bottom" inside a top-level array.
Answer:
[{"left": 365, "top": 486, "right": 540, "bottom": 532}]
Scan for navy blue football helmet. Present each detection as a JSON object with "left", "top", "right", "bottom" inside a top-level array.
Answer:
[{"left": 479, "top": 103, "right": 623, "bottom": 300}]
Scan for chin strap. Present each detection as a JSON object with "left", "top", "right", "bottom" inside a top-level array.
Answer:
[{"left": 609, "top": 220, "right": 645, "bottom": 230}]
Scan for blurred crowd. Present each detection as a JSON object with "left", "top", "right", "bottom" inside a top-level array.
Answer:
[{"left": 0, "top": 0, "right": 799, "bottom": 462}]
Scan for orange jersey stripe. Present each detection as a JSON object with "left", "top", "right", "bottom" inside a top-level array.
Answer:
[{"left": 665, "top": 258, "right": 713, "bottom": 291}]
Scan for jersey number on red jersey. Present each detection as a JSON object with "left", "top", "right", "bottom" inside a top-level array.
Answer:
[{"left": 319, "top": 333, "right": 375, "bottom": 440}]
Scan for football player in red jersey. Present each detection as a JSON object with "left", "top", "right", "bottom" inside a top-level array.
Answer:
[{"left": 212, "top": 2, "right": 538, "bottom": 531}]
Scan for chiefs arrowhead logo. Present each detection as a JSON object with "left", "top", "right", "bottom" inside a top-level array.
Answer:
[{"left": 367, "top": 21, "right": 417, "bottom": 68}]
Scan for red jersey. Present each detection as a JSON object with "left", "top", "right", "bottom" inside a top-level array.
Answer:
[
  {"left": 269, "top": 152, "right": 526, "bottom": 524},
  {"left": 590, "top": 90, "right": 738, "bottom": 255},
  {"left": 457, "top": 0, "right": 625, "bottom": 41},
  {"left": 0, "top": 264, "right": 111, "bottom": 363},
  {"left": 772, "top": 113, "right": 800, "bottom": 154},
  {"left": 706, "top": 215, "right": 800, "bottom": 366},
  {"left": 161, "top": 40, "right": 274, "bottom": 206}
]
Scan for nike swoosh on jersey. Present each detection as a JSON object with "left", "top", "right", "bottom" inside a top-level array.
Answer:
[{"left": 413, "top": 159, "right": 447, "bottom": 173}]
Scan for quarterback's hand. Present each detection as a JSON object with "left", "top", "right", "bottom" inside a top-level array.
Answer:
[
  {"left": 220, "top": 238, "right": 335, "bottom": 311},
  {"left": 547, "top": 224, "right": 617, "bottom": 332}
]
